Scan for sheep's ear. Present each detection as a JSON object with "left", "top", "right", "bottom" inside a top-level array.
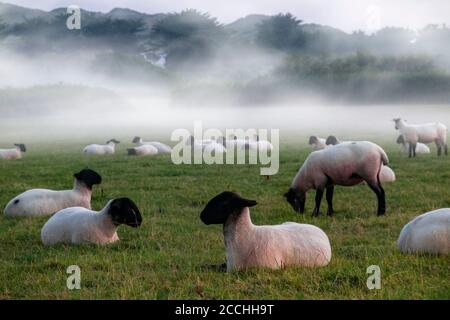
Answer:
[{"left": 231, "top": 196, "right": 257, "bottom": 210}]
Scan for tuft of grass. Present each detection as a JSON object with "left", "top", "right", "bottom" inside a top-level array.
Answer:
[{"left": 0, "top": 141, "right": 449, "bottom": 299}]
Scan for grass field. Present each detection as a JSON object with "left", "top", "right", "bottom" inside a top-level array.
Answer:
[{"left": 0, "top": 139, "right": 449, "bottom": 299}]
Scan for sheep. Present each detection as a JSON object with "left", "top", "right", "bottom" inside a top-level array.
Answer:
[
  {"left": 245, "top": 135, "right": 274, "bottom": 152},
  {"left": 132, "top": 136, "right": 172, "bottom": 154},
  {"left": 82, "top": 139, "right": 120, "bottom": 155},
  {"left": 187, "top": 136, "right": 226, "bottom": 154},
  {"left": 4, "top": 169, "right": 102, "bottom": 217},
  {"left": 396, "top": 135, "right": 431, "bottom": 155},
  {"left": 393, "top": 118, "right": 447, "bottom": 157},
  {"left": 285, "top": 141, "right": 388, "bottom": 216},
  {"left": 200, "top": 191, "right": 331, "bottom": 271},
  {"left": 0, "top": 144, "right": 26, "bottom": 160},
  {"left": 308, "top": 136, "right": 327, "bottom": 150},
  {"left": 41, "top": 197, "right": 142, "bottom": 245},
  {"left": 397, "top": 209, "right": 450, "bottom": 255},
  {"left": 127, "top": 144, "right": 158, "bottom": 156},
  {"left": 326, "top": 135, "right": 396, "bottom": 183}
]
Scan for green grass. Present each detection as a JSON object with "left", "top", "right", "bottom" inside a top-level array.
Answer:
[{"left": 0, "top": 141, "right": 449, "bottom": 299}]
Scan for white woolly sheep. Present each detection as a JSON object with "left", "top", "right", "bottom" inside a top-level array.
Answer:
[
  {"left": 396, "top": 135, "right": 430, "bottom": 155},
  {"left": 285, "top": 141, "right": 388, "bottom": 216},
  {"left": 0, "top": 144, "right": 26, "bottom": 160},
  {"left": 187, "top": 136, "right": 226, "bottom": 154},
  {"left": 41, "top": 197, "right": 142, "bottom": 245},
  {"left": 127, "top": 144, "right": 158, "bottom": 156},
  {"left": 82, "top": 139, "right": 120, "bottom": 155},
  {"left": 4, "top": 169, "right": 102, "bottom": 217},
  {"left": 308, "top": 136, "right": 327, "bottom": 150},
  {"left": 397, "top": 209, "right": 450, "bottom": 255},
  {"left": 393, "top": 118, "right": 447, "bottom": 157},
  {"left": 200, "top": 191, "right": 332, "bottom": 271},
  {"left": 326, "top": 135, "right": 396, "bottom": 184},
  {"left": 132, "top": 136, "right": 172, "bottom": 154}
]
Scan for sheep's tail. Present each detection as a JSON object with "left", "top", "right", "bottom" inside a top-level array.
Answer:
[
  {"left": 378, "top": 146, "right": 389, "bottom": 165},
  {"left": 127, "top": 148, "right": 137, "bottom": 156}
]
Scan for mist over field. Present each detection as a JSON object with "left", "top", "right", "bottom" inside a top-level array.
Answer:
[{"left": 1, "top": 2, "right": 450, "bottom": 142}]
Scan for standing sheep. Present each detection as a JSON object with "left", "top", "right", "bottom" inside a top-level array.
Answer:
[
  {"left": 285, "top": 141, "right": 388, "bottom": 216},
  {"left": 0, "top": 144, "right": 26, "bottom": 160},
  {"left": 4, "top": 169, "right": 102, "bottom": 217},
  {"left": 41, "top": 197, "right": 142, "bottom": 245},
  {"left": 393, "top": 118, "right": 447, "bottom": 157},
  {"left": 200, "top": 191, "right": 331, "bottom": 271},
  {"left": 397, "top": 209, "right": 450, "bottom": 255},
  {"left": 82, "top": 139, "right": 120, "bottom": 155}
]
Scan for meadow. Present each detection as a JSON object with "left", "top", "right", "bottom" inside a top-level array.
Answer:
[{"left": 0, "top": 139, "right": 449, "bottom": 299}]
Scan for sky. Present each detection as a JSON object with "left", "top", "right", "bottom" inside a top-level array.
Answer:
[{"left": 2, "top": 0, "right": 449, "bottom": 32}]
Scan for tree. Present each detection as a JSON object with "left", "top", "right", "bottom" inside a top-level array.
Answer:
[{"left": 256, "top": 13, "right": 305, "bottom": 51}]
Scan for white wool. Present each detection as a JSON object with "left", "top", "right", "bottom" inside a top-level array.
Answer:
[
  {"left": 0, "top": 146, "right": 23, "bottom": 160},
  {"left": 129, "top": 144, "right": 159, "bottom": 156},
  {"left": 309, "top": 137, "right": 327, "bottom": 150},
  {"left": 224, "top": 207, "right": 331, "bottom": 271},
  {"left": 293, "top": 141, "right": 389, "bottom": 190},
  {"left": 4, "top": 179, "right": 93, "bottom": 217},
  {"left": 134, "top": 137, "right": 172, "bottom": 153},
  {"left": 41, "top": 200, "right": 119, "bottom": 245},
  {"left": 397, "top": 209, "right": 450, "bottom": 255},
  {"left": 83, "top": 141, "right": 117, "bottom": 155}
]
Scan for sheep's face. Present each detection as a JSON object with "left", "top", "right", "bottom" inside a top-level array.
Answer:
[
  {"left": 396, "top": 135, "right": 405, "bottom": 144},
  {"left": 325, "top": 136, "right": 338, "bottom": 145},
  {"left": 393, "top": 118, "right": 402, "bottom": 130},
  {"left": 14, "top": 143, "right": 26, "bottom": 152},
  {"left": 132, "top": 136, "right": 141, "bottom": 143},
  {"left": 200, "top": 191, "right": 257, "bottom": 225},
  {"left": 74, "top": 169, "right": 102, "bottom": 189},
  {"left": 109, "top": 197, "right": 142, "bottom": 228},
  {"left": 284, "top": 188, "right": 305, "bottom": 214},
  {"left": 308, "top": 136, "right": 318, "bottom": 145}
]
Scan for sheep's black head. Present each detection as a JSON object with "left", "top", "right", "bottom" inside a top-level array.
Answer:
[
  {"left": 396, "top": 135, "right": 405, "bottom": 144},
  {"left": 308, "top": 136, "right": 318, "bottom": 145},
  {"left": 393, "top": 118, "right": 402, "bottom": 130},
  {"left": 127, "top": 148, "right": 137, "bottom": 155},
  {"left": 74, "top": 169, "right": 102, "bottom": 189},
  {"left": 284, "top": 188, "right": 305, "bottom": 214},
  {"left": 108, "top": 197, "right": 142, "bottom": 228},
  {"left": 132, "top": 136, "right": 141, "bottom": 143},
  {"left": 200, "top": 191, "right": 257, "bottom": 225},
  {"left": 326, "top": 135, "right": 339, "bottom": 145},
  {"left": 107, "top": 139, "right": 120, "bottom": 144},
  {"left": 14, "top": 143, "right": 26, "bottom": 152}
]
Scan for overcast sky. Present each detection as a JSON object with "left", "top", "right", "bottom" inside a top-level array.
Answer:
[{"left": 4, "top": 0, "right": 449, "bottom": 32}]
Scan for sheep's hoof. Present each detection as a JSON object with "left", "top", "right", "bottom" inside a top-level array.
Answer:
[{"left": 327, "top": 210, "right": 334, "bottom": 216}]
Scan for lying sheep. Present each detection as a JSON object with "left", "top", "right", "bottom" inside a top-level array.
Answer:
[
  {"left": 187, "top": 136, "right": 226, "bottom": 154},
  {"left": 0, "top": 144, "right": 26, "bottom": 160},
  {"left": 4, "top": 169, "right": 102, "bottom": 217},
  {"left": 132, "top": 136, "right": 172, "bottom": 154},
  {"left": 309, "top": 136, "right": 327, "bottom": 150},
  {"left": 200, "top": 191, "right": 332, "bottom": 271},
  {"left": 41, "top": 197, "right": 142, "bottom": 245},
  {"left": 393, "top": 118, "right": 447, "bottom": 157},
  {"left": 82, "top": 139, "right": 120, "bottom": 155},
  {"left": 127, "top": 144, "right": 158, "bottom": 156},
  {"left": 285, "top": 141, "right": 388, "bottom": 216},
  {"left": 397, "top": 209, "right": 450, "bottom": 255},
  {"left": 396, "top": 135, "right": 430, "bottom": 155},
  {"left": 326, "top": 135, "right": 395, "bottom": 183}
]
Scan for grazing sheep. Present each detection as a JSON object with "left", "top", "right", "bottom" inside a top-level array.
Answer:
[
  {"left": 393, "top": 118, "right": 447, "bottom": 157},
  {"left": 397, "top": 209, "right": 450, "bottom": 255},
  {"left": 82, "top": 139, "right": 120, "bottom": 155},
  {"left": 200, "top": 191, "right": 332, "bottom": 271},
  {"left": 127, "top": 144, "right": 158, "bottom": 156},
  {"left": 41, "top": 197, "right": 142, "bottom": 245},
  {"left": 285, "top": 141, "right": 388, "bottom": 216},
  {"left": 309, "top": 136, "right": 327, "bottom": 150},
  {"left": 132, "top": 136, "right": 172, "bottom": 153},
  {"left": 0, "top": 144, "right": 26, "bottom": 160},
  {"left": 326, "top": 135, "right": 395, "bottom": 183},
  {"left": 396, "top": 135, "right": 430, "bottom": 155},
  {"left": 4, "top": 169, "right": 102, "bottom": 217}
]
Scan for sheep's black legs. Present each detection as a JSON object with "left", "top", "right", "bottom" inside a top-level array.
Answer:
[
  {"left": 367, "top": 182, "right": 386, "bottom": 216},
  {"left": 312, "top": 188, "right": 324, "bottom": 217},
  {"left": 445, "top": 144, "right": 448, "bottom": 156},
  {"left": 436, "top": 141, "right": 442, "bottom": 156},
  {"left": 326, "top": 185, "right": 334, "bottom": 216}
]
